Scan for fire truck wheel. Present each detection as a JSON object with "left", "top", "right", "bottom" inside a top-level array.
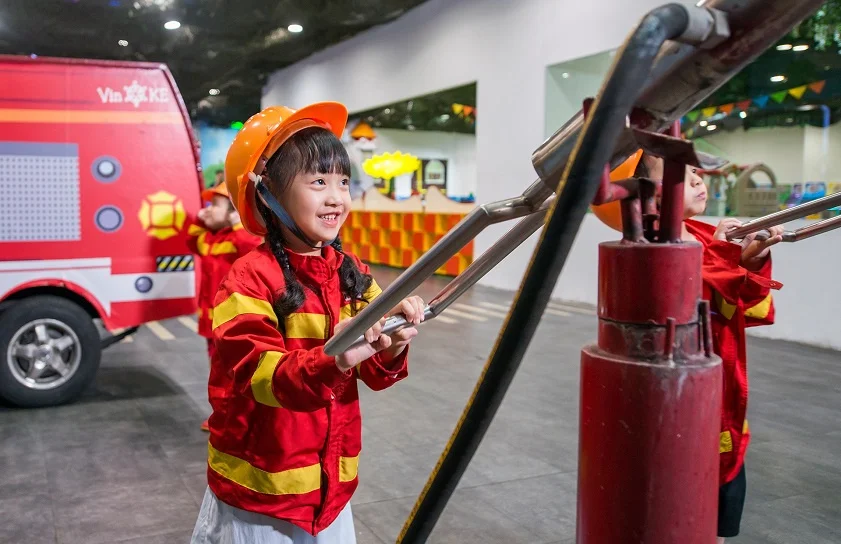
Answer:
[{"left": 0, "top": 295, "right": 102, "bottom": 408}]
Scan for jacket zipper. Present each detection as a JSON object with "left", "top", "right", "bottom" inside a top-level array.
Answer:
[{"left": 315, "top": 279, "right": 344, "bottom": 532}]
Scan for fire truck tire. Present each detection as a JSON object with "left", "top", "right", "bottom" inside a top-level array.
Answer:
[{"left": 0, "top": 295, "right": 102, "bottom": 408}]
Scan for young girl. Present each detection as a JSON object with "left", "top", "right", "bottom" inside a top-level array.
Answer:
[
  {"left": 191, "top": 102, "right": 425, "bottom": 544},
  {"left": 638, "top": 154, "right": 784, "bottom": 542}
]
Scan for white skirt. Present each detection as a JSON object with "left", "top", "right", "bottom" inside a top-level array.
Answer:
[{"left": 191, "top": 487, "right": 357, "bottom": 544}]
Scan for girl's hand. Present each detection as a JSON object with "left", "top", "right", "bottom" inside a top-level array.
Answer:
[
  {"left": 387, "top": 295, "right": 425, "bottom": 325},
  {"left": 740, "top": 225, "right": 783, "bottom": 270},
  {"left": 382, "top": 296, "right": 425, "bottom": 360},
  {"left": 197, "top": 207, "right": 210, "bottom": 223},
  {"left": 334, "top": 317, "right": 391, "bottom": 372},
  {"left": 713, "top": 218, "right": 744, "bottom": 243},
  {"left": 713, "top": 218, "right": 783, "bottom": 270}
]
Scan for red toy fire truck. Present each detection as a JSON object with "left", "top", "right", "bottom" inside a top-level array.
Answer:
[{"left": 0, "top": 55, "right": 202, "bottom": 407}]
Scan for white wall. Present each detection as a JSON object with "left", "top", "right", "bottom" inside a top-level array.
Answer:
[
  {"left": 263, "top": 0, "right": 840, "bottom": 350},
  {"left": 371, "top": 128, "right": 476, "bottom": 198}
]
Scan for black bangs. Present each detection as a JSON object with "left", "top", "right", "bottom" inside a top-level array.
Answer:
[{"left": 264, "top": 127, "right": 351, "bottom": 193}]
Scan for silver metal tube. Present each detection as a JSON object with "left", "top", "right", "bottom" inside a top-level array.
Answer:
[
  {"left": 336, "top": 205, "right": 551, "bottom": 352},
  {"left": 792, "top": 214, "right": 841, "bottom": 242},
  {"left": 726, "top": 192, "right": 841, "bottom": 240},
  {"left": 324, "top": 196, "right": 541, "bottom": 356}
]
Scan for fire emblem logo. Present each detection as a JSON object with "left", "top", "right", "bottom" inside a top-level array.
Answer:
[{"left": 138, "top": 190, "right": 186, "bottom": 240}]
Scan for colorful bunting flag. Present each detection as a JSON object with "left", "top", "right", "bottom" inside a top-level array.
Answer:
[
  {"left": 809, "top": 80, "right": 826, "bottom": 94},
  {"left": 687, "top": 110, "right": 700, "bottom": 122},
  {"left": 702, "top": 106, "right": 718, "bottom": 118},
  {"left": 719, "top": 103, "right": 734, "bottom": 115},
  {"left": 754, "top": 95, "right": 770, "bottom": 108},
  {"left": 736, "top": 99, "right": 752, "bottom": 111},
  {"left": 789, "top": 85, "right": 807, "bottom": 99},
  {"left": 771, "top": 91, "right": 788, "bottom": 104}
]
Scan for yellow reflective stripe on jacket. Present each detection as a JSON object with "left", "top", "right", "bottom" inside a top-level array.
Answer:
[
  {"left": 285, "top": 313, "right": 329, "bottom": 339},
  {"left": 188, "top": 224, "right": 206, "bottom": 236},
  {"left": 339, "top": 279, "right": 382, "bottom": 321},
  {"left": 196, "top": 232, "right": 210, "bottom": 256},
  {"left": 208, "top": 443, "right": 359, "bottom": 495},
  {"left": 714, "top": 292, "right": 737, "bottom": 320},
  {"left": 251, "top": 351, "right": 284, "bottom": 407},
  {"left": 340, "top": 455, "right": 359, "bottom": 483},
  {"left": 365, "top": 279, "right": 382, "bottom": 300},
  {"left": 745, "top": 294, "right": 772, "bottom": 320},
  {"left": 208, "top": 443, "right": 321, "bottom": 495},
  {"left": 720, "top": 431, "right": 733, "bottom": 453},
  {"left": 211, "top": 241, "right": 237, "bottom": 255},
  {"left": 212, "top": 292, "right": 278, "bottom": 330}
]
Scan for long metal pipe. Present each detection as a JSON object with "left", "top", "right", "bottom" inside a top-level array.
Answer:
[
  {"left": 396, "top": 5, "right": 695, "bottom": 542},
  {"left": 339, "top": 200, "right": 552, "bottom": 351},
  {"left": 726, "top": 191, "right": 841, "bottom": 240},
  {"left": 324, "top": 196, "right": 540, "bottom": 355}
]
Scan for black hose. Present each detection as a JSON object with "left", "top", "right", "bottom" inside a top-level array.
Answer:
[{"left": 396, "top": 5, "right": 691, "bottom": 543}]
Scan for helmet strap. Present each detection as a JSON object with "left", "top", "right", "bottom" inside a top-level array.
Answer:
[{"left": 253, "top": 176, "right": 337, "bottom": 250}]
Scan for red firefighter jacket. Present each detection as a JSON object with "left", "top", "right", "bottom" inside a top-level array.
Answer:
[
  {"left": 205, "top": 244, "right": 409, "bottom": 535},
  {"left": 186, "top": 218, "right": 262, "bottom": 338},
  {"left": 685, "top": 219, "right": 783, "bottom": 485}
]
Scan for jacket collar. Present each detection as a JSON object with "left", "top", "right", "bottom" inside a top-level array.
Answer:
[{"left": 284, "top": 244, "right": 344, "bottom": 285}]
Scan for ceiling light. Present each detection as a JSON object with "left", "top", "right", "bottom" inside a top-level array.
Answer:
[
  {"left": 562, "top": 72, "right": 570, "bottom": 79},
  {"left": 118, "top": 39, "right": 129, "bottom": 47},
  {"left": 739, "top": 111, "right": 747, "bottom": 119},
  {"left": 776, "top": 44, "right": 793, "bottom": 51},
  {"left": 209, "top": 88, "right": 220, "bottom": 96},
  {"left": 288, "top": 24, "right": 303, "bottom": 33},
  {"left": 706, "top": 124, "right": 717, "bottom": 131},
  {"left": 793, "top": 44, "right": 809, "bottom": 52},
  {"left": 164, "top": 20, "right": 181, "bottom": 30},
  {"left": 770, "top": 75, "right": 786, "bottom": 82},
  {"left": 699, "top": 120, "right": 708, "bottom": 127}
]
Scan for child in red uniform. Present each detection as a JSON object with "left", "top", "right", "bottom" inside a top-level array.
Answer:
[
  {"left": 186, "top": 182, "right": 262, "bottom": 431},
  {"left": 638, "top": 154, "right": 784, "bottom": 542},
  {"left": 190, "top": 102, "right": 424, "bottom": 544}
]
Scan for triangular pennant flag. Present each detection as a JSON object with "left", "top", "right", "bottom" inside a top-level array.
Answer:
[
  {"left": 789, "top": 85, "right": 807, "bottom": 99},
  {"left": 687, "top": 110, "right": 700, "bottom": 122},
  {"left": 771, "top": 91, "right": 788, "bottom": 103},
  {"left": 719, "top": 103, "right": 735, "bottom": 115},
  {"left": 452, "top": 104, "right": 464, "bottom": 115},
  {"left": 737, "top": 99, "right": 752, "bottom": 111},
  {"left": 463, "top": 106, "right": 474, "bottom": 116},
  {"left": 754, "top": 95, "right": 770, "bottom": 108},
  {"left": 809, "top": 80, "right": 826, "bottom": 94},
  {"left": 702, "top": 106, "right": 718, "bottom": 118}
]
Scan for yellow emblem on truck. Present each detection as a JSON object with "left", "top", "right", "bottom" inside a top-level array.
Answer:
[{"left": 138, "top": 190, "right": 186, "bottom": 240}]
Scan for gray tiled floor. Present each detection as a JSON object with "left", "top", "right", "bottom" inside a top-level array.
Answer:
[{"left": 1, "top": 267, "right": 839, "bottom": 543}]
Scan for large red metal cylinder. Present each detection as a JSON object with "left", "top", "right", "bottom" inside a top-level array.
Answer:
[{"left": 577, "top": 241, "right": 722, "bottom": 544}]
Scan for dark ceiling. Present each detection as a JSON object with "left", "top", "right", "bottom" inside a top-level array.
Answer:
[{"left": 0, "top": 0, "right": 430, "bottom": 126}]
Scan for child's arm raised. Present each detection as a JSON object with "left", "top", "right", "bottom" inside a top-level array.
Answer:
[{"left": 212, "top": 266, "right": 388, "bottom": 412}]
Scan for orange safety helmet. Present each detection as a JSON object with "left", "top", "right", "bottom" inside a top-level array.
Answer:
[
  {"left": 590, "top": 149, "right": 644, "bottom": 232},
  {"left": 201, "top": 180, "right": 230, "bottom": 203},
  {"left": 224, "top": 102, "right": 348, "bottom": 236}
]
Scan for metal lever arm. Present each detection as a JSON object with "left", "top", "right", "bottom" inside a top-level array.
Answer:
[
  {"left": 747, "top": 214, "right": 841, "bottom": 243},
  {"left": 339, "top": 204, "right": 551, "bottom": 352},
  {"left": 726, "top": 191, "right": 841, "bottom": 240}
]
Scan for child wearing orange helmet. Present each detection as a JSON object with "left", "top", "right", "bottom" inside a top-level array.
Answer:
[
  {"left": 190, "top": 102, "right": 424, "bottom": 543},
  {"left": 186, "top": 181, "right": 262, "bottom": 431},
  {"left": 597, "top": 152, "right": 784, "bottom": 542}
]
